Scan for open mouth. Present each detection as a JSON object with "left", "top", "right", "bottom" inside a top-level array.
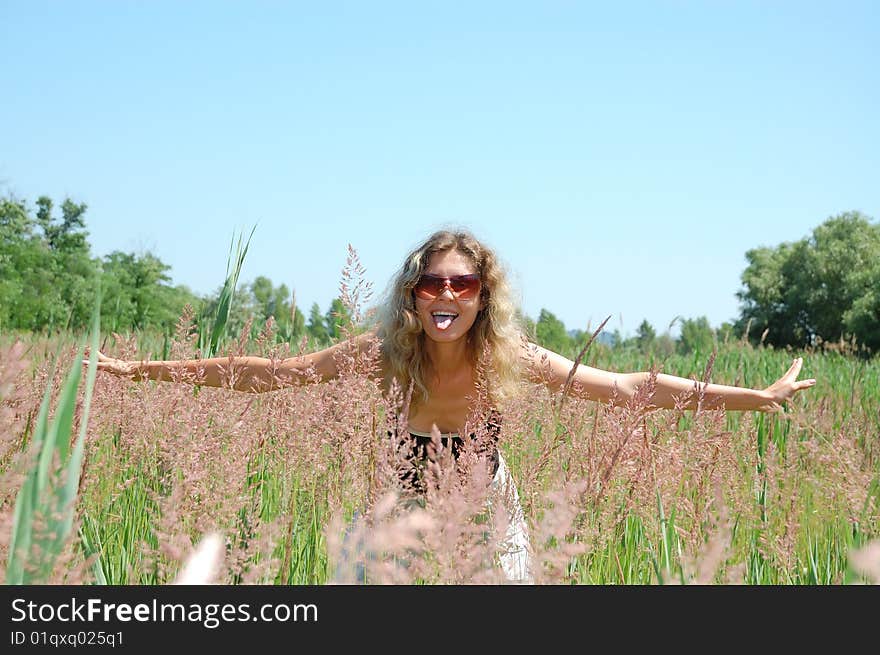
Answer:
[{"left": 431, "top": 311, "right": 459, "bottom": 331}]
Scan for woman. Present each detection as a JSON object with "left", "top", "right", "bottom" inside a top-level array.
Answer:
[{"left": 92, "top": 229, "right": 816, "bottom": 582}]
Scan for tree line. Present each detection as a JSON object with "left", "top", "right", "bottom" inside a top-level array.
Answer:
[
  {"left": 2, "top": 193, "right": 877, "bottom": 355},
  {"left": 0, "top": 194, "right": 349, "bottom": 348}
]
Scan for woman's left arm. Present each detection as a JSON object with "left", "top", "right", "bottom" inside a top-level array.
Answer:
[
  {"left": 618, "top": 357, "right": 816, "bottom": 411},
  {"left": 524, "top": 342, "right": 816, "bottom": 412}
]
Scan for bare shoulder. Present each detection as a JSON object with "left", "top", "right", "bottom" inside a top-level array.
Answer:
[
  {"left": 358, "top": 328, "right": 392, "bottom": 382},
  {"left": 291, "top": 328, "right": 381, "bottom": 358},
  {"left": 352, "top": 327, "right": 383, "bottom": 350},
  {"left": 277, "top": 328, "right": 385, "bottom": 383}
]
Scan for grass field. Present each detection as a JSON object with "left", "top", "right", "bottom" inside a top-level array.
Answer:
[{"left": 2, "top": 325, "right": 878, "bottom": 585}]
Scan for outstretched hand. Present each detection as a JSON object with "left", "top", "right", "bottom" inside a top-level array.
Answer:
[
  {"left": 83, "top": 350, "right": 139, "bottom": 378},
  {"left": 760, "top": 357, "right": 816, "bottom": 412}
]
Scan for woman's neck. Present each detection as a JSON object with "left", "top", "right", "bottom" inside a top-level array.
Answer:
[{"left": 424, "top": 337, "right": 471, "bottom": 377}]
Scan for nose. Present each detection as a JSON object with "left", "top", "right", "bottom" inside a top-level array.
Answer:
[{"left": 438, "top": 283, "right": 456, "bottom": 299}]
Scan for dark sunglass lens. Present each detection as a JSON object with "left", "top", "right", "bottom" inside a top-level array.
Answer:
[
  {"left": 450, "top": 275, "right": 480, "bottom": 297},
  {"left": 414, "top": 276, "right": 443, "bottom": 298},
  {"left": 414, "top": 274, "right": 480, "bottom": 298}
]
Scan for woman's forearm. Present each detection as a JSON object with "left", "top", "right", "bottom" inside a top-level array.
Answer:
[
  {"left": 133, "top": 356, "right": 307, "bottom": 393},
  {"left": 94, "top": 338, "right": 349, "bottom": 391},
  {"left": 532, "top": 343, "right": 812, "bottom": 412},
  {"left": 622, "top": 372, "right": 773, "bottom": 412}
]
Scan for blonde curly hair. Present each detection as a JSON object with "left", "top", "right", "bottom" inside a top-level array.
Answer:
[{"left": 375, "top": 229, "right": 524, "bottom": 408}]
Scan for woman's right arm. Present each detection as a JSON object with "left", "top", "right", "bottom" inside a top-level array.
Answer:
[{"left": 91, "top": 331, "right": 378, "bottom": 393}]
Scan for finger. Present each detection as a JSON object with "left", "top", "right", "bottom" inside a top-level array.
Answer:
[
  {"left": 785, "top": 357, "right": 803, "bottom": 381},
  {"left": 796, "top": 379, "right": 816, "bottom": 390},
  {"left": 777, "top": 359, "right": 796, "bottom": 382}
]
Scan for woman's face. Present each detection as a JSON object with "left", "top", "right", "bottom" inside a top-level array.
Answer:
[{"left": 414, "top": 248, "right": 484, "bottom": 344}]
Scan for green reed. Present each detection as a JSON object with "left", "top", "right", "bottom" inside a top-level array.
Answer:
[{"left": 5, "top": 301, "right": 100, "bottom": 583}]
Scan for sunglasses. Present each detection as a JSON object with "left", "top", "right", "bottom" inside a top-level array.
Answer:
[{"left": 413, "top": 273, "right": 481, "bottom": 300}]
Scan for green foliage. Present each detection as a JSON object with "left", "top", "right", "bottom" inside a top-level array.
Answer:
[
  {"left": 535, "top": 308, "right": 572, "bottom": 353},
  {"left": 250, "top": 276, "right": 288, "bottom": 328},
  {"left": 199, "top": 227, "right": 256, "bottom": 358},
  {"left": 842, "top": 265, "right": 880, "bottom": 351},
  {"left": 678, "top": 316, "right": 715, "bottom": 356},
  {"left": 515, "top": 309, "right": 536, "bottom": 340},
  {"left": 290, "top": 304, "right": 306, "bottom": 342},
  {"left": 604, "top": 319, "right": 670, "bottom": 362},
  {"left": 9, "top": 329, "right": 876, "bottom": 585},
  {"left": 0, "top": 193, "right": 202, "bottom": 334},
  {"left": 34, "top": 196, "right": 95, "bottom": 329},
  {"left": 307, "top": 302, "right": 329, "bottom": 345},
  {"left": 636, "top": 320, "right": 656, "bottom": 350},
  {"left": 5, "top": 194, "right": 330, "bottom": 352},
  {"left": 6, "top": 299, "right": 100, "bottom": 583},
  {"left": 653, "top": 333, "right": 676, "bottom": 359},
  {"left": 0, "top": 194, "right": 95, "bottom": 330},
  {"left": 736, "top": 211, "right": 880, "bottom": 352},
  {"left": 247, "top": 276, "right": 306, "bottom": 343},
  {"left": 716, "top": 322, "right": 736, "bottom": 344},
  {"left": 325, "top": 297, "right": 352, "bottom": 341},
  {"left": 100, "top": 251, "right": 203, "bottom": 332}
]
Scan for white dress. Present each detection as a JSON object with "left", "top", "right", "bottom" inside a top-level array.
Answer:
[{"left": 335, "top": 429, "right": 534, "bottom": 584}]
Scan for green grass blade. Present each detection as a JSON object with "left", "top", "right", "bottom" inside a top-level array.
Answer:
[
  {"left": 51, "top": 300, "right": 100, "bottom": 560},
  {"left": 31, "top": 358, "right": 56, "bottom": 502},
  {"left": 6, "top": 476, "right": 35, "bottom": 584},
  {"left": 43, "top": 345, "right": 84, "bottom": 465},
  {"left": 6, "top": 358, "right": 57, "bottom": 584},
  {"left": 205, "top": 225, "right": 256, "bottom": 357},
  {"left": 6, "top": 294, "right": 101, "bottom": 583},
  {"left": 79, "top": 517, "right": 108, "bottom": 586}
]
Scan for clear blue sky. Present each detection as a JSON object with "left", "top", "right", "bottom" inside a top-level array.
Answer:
[{"left": 2, "top": 1, "right": 877, "bottom": 338}]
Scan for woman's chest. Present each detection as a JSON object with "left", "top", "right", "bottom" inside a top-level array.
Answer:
[{"left": 408, "top": 375, "right": 479, "bottom": 434}]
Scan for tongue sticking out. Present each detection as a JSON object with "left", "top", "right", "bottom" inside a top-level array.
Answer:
[{"left": 433, "top": 315, "right": 455, "bottom": 330}]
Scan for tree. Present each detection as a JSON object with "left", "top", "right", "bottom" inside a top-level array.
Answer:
[
  {"left": 678, "top": 316, "right": 715, "bottom": 355},
  {"left": 516, "top": 309, "right": 536, "bottom": 340},
  {"left": 249, "top": 276, "right": 287, "bottom": 330},
  {"left": 325, "top": 297, "right": 352, "bottom": 341},
  {"left": 1, "top": 192, "right": 202, "bottom": 334},
  {"left": 100, "top": 251, "right": 192, "bottom": 331},
  {"left": 568, "top": 328, "right": 587, "bottom": 347},
  {"left": 0, "top": 194, "right": 97, "bottom": 330},
  {"left": 0, "top": 197, "right": 39, "bottom": 329},
  {"left": 290, "top": 304, "right": 306, "bottom": 342},
  {"left": 636, "top": 319, "right": 656, "bottom": 353},
  {"left": 842, "top": 265, "right": 880, "bottom": 352},
  {"left": 307, "top": 302, "right": 329, "bottom": 344},
  {"left": 654, "top": 333, "right": 676, "bottom": 358},
  {"left": 244, "top": 276, "right": 306, "bottom": 343},
  {"left": 535, "top": 308, "right": 571, "bottom": 354},
  {"left": 35, "top": 196, "right": 88, "bottom": 254},
  {"left": 736, "top": 211, "right": 880, "bottom": 351},
  {"left": 716, "top": 322, "right": 736, "bottom": 344},
  {"left": 36, "top": 196, "right": 96, "bottom": 329}
]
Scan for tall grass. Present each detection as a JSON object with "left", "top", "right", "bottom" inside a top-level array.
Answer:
[
  {"left": 4, "top": 300, "right": 100, "bottom": 583},
  {"left": 199, "top": 225, "right": 256, "bottom": 358},
  {"left": 1, "top": 325, "right": 876, "bottom": 585},
  {"left": 0, "top": 269, "right": 877, "bottom": 584}
]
